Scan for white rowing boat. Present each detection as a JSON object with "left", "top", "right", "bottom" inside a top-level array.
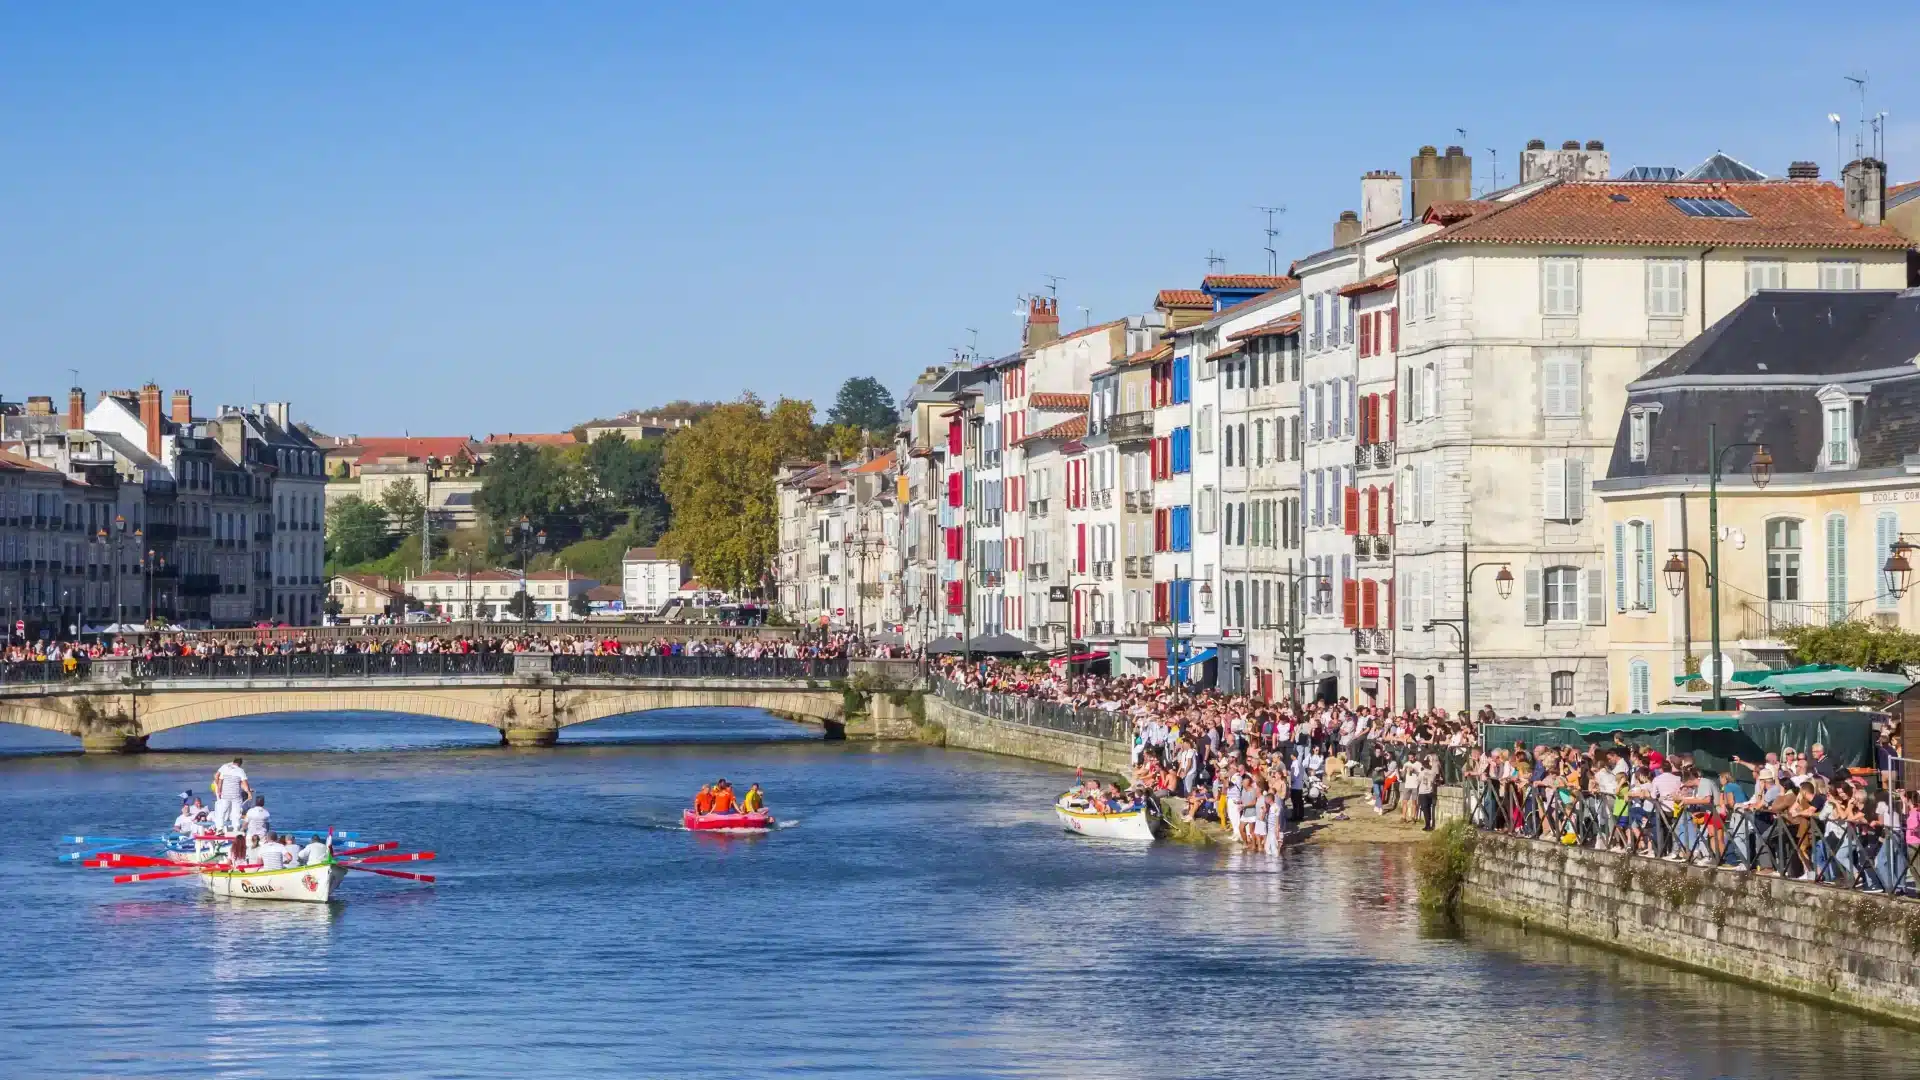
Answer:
[
  {"left": 1054, "top": 794, "right": 1160, "bottom": 841},
  {"left": 198, "top": 861, "right": 347, "bottom": 903}
]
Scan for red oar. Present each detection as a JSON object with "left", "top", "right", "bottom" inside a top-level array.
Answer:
[
  {"left": 112, "top": 869, "right": 200, "bottom": 884},
  {"left": 344, "top": 851, "right": 435, "bottom": 865},
  {"left": 334, "top": 841, "right": 398, "bottom": 858},
  {"left": 340, "top": 863, "right": 436, "bottom": 883}
]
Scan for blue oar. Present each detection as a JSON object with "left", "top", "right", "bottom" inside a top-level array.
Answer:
[
  {"left": 287, "top": 830, "right": 359, "bottom": 840},
  {"left": 62, "top": 835, "right": 165, "bottom": 845}
]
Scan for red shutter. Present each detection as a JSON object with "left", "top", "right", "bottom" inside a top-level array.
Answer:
[
  {"left": 1342, "top": 580, "right": 1358, "bottom": 628},
  {"left": 1362, "top": 579, "right": 1378, "bottom": 628},
  {"left": 1366, "top": 487, "right": 1379, "bottom": 535},
  {"left": 1359, "top": 313, "right": 1371, "bottom": 357},
  {"left": 1344, "top": 487, "right": 1359, "bottom": 536},
  {"left": 946, "top": 581, "right": 964, "bottom": 613},
  {"left": 1077, "top": 524, "right": 1087, "bottom": 573},
  {"left": 945, "top": 527, "right": 961, "bottom": 560},
  {"left": 1389, "top": 307, "right": 1399, "bottom": 351},
  {"left": 947, "top": 471, "right": 962, "bottom": 507},
  {"left": 1154, "top": 582, "right": 1169, "bottom": 622},
  {"left": 1387, "top": 390, "right": 1397, "bottom": 441}
]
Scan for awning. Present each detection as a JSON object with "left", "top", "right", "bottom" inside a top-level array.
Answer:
[
  {"left": 1048, "top": 651, "right": 1109, "bottom": 672},
  {"left": 1676, "top": 663, "right": 1850, "bottom": 687},
  {"left": 1174, "top": 646, "right": 1218, "bottom": 670},
  {"left": 1759, "top": 670, "right": 1912, "bottom": 696},
  {"left": 1564, "top": 713, "right": 1742, "bottom": 736}
]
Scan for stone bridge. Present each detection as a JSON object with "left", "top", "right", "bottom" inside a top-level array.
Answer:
[{"left": 0, "top": 656, "right": 926, "bottom": 752}]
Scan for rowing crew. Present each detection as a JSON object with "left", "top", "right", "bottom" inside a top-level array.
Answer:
[
  {"left": 232, "top": 833, "right": 332, "bottom": 871},
  {"left": 692, "top": 779, "right": 765, "bottom": 816}
]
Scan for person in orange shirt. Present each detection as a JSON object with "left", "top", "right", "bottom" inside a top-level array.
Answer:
[
  {"left": 709, "top": 780, "right": 736, "bottom": 815},
  {"left": 693, "top": 785, "right": 714, "bottom": 815}
]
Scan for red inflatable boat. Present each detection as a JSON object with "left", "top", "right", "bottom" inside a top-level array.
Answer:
[{"left": 682, "top": 809, "right": 774, "bottom": 832}]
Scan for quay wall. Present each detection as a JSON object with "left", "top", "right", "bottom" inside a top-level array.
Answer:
[
  {"left": 923, "top": 696, "right": 1132, "bottom": 775},
  {"left": 1463, "top": 833, "right": 1920, "bottom": 1025}
]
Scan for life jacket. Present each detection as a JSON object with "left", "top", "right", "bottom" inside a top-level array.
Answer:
[
  {"left": 710, "top": 788, "right": 736, "bottom": 814},
  {"left": 693, "top": 788, "right": 714, "bottom": 815}
]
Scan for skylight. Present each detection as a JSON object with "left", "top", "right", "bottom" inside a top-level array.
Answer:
[{"left": 1668, "top": 196, "right": 1751, "bottom": 219}]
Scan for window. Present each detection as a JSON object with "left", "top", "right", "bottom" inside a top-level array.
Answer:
[
  {"left": 1421, "top": 364, "right": 1439, "bottom": 420},
  {"left": 1826, "top": 514, "right": 1848, "bottom": 622},
  {"left": 1878, "top": 511, "right": 1900, "bottom": 612},
  {"left": 1745, "top": 258, "right": 1785, "bottom": 295},
  {"left": 1541, "top": 351, "right": 1583, "bottom": 418},
  {"left": 1541, "top": 566, "right": 1581, "bottom": 623},
  {"left": 1541, "top": 458, "right": 1587, "bottom": 522},
  {"left": 1629, "top": 409, "right": 1650, "bottom": 463},
  {"left": 1628, "top": 659, "right": 1651, "bottom": 713},
  {"left": 1767, "top": 518, "right": 1802, "bottom": 602},
  {"left": 1541, "top": 257, "right": 1580, "bottom": 315},
  {"left": 1345, "top": 295, "right": 1355, "bottom": 344},
  {"left": 1197, "top": 406, "right": 1213, "bottom": 453},
  {"left": 1819, "top": 260, "right": 1861, "bottom": 291},
  {"left": 1646, "top": 258, "right": 1687, "bottom": 317},
  {"left": 1311, "top": 294, "right": 1324, "bottom": 351},
  {"left": 1550, "top": 671, "right": 1574, "bottom": 708},
  {"left": 1613, "top": 519, "right": 1656, "bottom": 612},
  {"left": 1825, "top": 404, "right": 1852, "bottom": 467},
  {"left": 1420, "top": 265, "right": 1437, "bottom": 320}
]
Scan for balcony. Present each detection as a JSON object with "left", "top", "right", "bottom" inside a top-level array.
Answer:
[
  {"left": 1092, "top": 620, "right": 1115, "bottom": 636},
  {"left": 1029, "top": 561, "right": 1050, "bottom": 581},
  {"left": 1124, "top": 492, "right": 1144, "bottom": 513},
  {"left": 1094, "top": 560, "right": 1114, "bottom": 580},
  {"left": 1093, "top": 491, "right": 1112, "bottom": 510},
  {"left": 1028, "top": 499, "right": 1049, "bottom": 519},
  {"left": 1352, "top": 628, "right": 1389, "bottom": 655},
  {"left": 1108, "top": 411, "right": 1154, "bottom": 443},
  {"left": 1354, "top": 442, "right": 1394, "bottom": 471},
  {"left": 977, "top": 570, "right": 1002, "bottom": 589},
  {"left": 1740, "top": 599, "right": 1866, "bottom": 640},
  {"left": 1354, "top": 534, "right": 1393, "bottom": 560}
]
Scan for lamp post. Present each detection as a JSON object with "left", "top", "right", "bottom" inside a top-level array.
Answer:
[
  {"left": 513, "top": 515, "right": 545, "bottom": 621},
  {"left": 1660, "top": 423, "right": 1772, "bottom": 711},
  {"left": 1421, "top": 543, "right": 1514, "bottom": 719},
  {"left": 1274, "top": 560, "right": 1334, "bottom": 709}
]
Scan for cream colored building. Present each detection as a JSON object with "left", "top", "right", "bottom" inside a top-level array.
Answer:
[
  {"left": 1599, "top": 285, "right": 1920, "bottom": 712},
  {"left": 1387, "top": 154, "right": 1912, "bottom": 716}
]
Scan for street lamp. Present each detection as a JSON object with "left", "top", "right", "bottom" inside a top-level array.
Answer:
[
  {"left": 1664, "top": 425, "right": 1771, "bottom": 708},
  {"left": 1884, "top": 540, "right": 1916, "bottom": 600},
  {"left": 1275, "top": 561, "right": 1334, "bottom": 709},
  {"left": 1421, "top": 544, "right": 1514, "bottom": 720}
]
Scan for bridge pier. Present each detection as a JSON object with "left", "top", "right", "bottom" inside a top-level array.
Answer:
[
  {"left": 80, "top": 733, "right": 149, "bottom": 754},
  {"left": 500, "top": 727, "right": 558, "bottom": 748}
]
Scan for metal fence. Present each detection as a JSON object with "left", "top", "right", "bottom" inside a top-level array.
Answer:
[
  {"left": 1462, "top": 778, "right": 1920, "bottom": 896},
  {"left": 130, "top": 653, "right": 517, "bottom": 680},
  {"left": 549, "top": 655, "right": 847, "bottom": 680},
  {"left": 931, "top": 680, "right": 1134, "bottom": 744},
  {"left": 0, "top": 660, "right": 88, "bottom": 684},
  {"left": 1345, "top": 738, "right": 1472, "bottom": 785}
]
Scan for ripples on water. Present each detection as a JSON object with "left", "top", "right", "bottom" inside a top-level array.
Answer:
[{"left": 2, "top": 710, "right": 1915, "bottom": 1079}]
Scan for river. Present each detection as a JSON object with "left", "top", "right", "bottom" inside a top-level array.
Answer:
[{"left": 2, "top": 709, "right": 1914, "bottom": 1079}]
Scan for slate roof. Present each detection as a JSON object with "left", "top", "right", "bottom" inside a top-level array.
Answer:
[{"left": 1606, "top": 289, "right": 1920, "bottom": 480}]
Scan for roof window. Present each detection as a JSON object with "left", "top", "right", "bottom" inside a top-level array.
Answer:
[{"left": 1668, "top": 196, "right": 1750, "bottom": 219}]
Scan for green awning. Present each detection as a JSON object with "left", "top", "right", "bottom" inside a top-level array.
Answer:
[
  {"left": 1564, "top": 713, "right": 1743, "bottom": 736},
  {"left": 1672, "top": 663, "right": 1850, "bottom": 687},
  {"left": 1758, "top": 670, "right": 1912, "bottom": 696}
]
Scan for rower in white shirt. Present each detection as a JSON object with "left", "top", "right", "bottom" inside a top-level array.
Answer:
[
  {"left": 257, "top": 836, "right": 288, "bottom": 871},
  {"left": 172, "top": 792, "right": 199, "bottom": 836},
  {"left": 242, "top": 795, "right": 272, "bottom": 842},
  {"left": 298, "top": 836, "right": 333, "bottom": 866}
]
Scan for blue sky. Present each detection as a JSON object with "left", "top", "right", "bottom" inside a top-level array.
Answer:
[{"left": 1, "top": 2, "right": 1914, "bottom": 436}]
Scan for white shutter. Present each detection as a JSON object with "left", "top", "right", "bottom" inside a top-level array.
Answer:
[
  {"left": 1542, "top": 458, "right": 1567, "bottom": 521},
  {"left": 1564, "top": 354, "right": 1583, "bottom": 416},
  {"left": 1565, "top": 459, "right": 1587, "bottom": 521},
  {"left": 1542, "top": 356, "right": 1563, "bottom": 417},
  {"left": 1585, "top": 566, "right": 1606, "bottom": 625},
  {"left": 1400, "top": 571, "right": 1415, "bottom": 626},
  {"left": 1614, "top": 522, "right": 1628, "bottom": 611},
  {"left": 1419, "top": 464, "right": 1435, "bottom": 522},
  {"left": 1420, "top": 570, "right": 1434, "bottom": 626},
  {"left": 1827, "top": 515, "right": 1848, "bottom": 618},
  {"left": 1524, "top": 568, "right": 1544, "bottom": 625},
  {"left": 1637, "top": 522, "right": 1657, "bottom": 613}
]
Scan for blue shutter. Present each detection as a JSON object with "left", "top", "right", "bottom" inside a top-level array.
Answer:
[
  {"left": 1877, "top": 512, "right": 1899, "bottom": 611},
  {"left": 1827, "top": 514, "right": 1847, "bottom": 622},
  {"left": 1638, "top": 522, "right": 1656, "bottom": 613}
]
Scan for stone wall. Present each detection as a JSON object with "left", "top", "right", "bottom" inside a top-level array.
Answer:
[
  {"left": 924, "top": 696, "right": 1131, "bottom": 776},
  {"left": 1464, "top": 833, "right": 1920, "bottom": 1024}
]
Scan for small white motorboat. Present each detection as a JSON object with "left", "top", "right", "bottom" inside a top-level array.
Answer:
[
  {"left": 1054, "top": 793, "right": 1160, "bottom": 841},
  {"left": 198, "top": 861, "right": 348, "bottom": 903}
]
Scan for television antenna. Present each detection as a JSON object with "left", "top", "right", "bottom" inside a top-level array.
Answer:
[
  {"left": 964, "top": 327, "right": 980, "bottom": 363},
  {"left": 1042, "top": 274, "right": 1063, "bottom": 299},
  {"left": 1844, "top": 72, "right": 1868, "bottom": 159},
  {"left": 1255, "top": 206, "right": 1285, "bottom": 275},
  {"left": 1205, "top": 250, "right": 1227, "bottom": 272},
  {"left": 1077, "top": 305, "right": 1091, "bottom": 327},
  {"left": 1484, "top": 147, "right": 1501, "bottom": 194},
  {"left": 1829, "top": 113, "right": 1845, "bottom": 180}
]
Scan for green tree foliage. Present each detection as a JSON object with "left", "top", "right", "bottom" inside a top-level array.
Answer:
[
  {"left": 660, "top": 395, "right": 818, "bottom": 593},
  {"left": 475, "top": 444, "right": 579, "bottom": 534},
  {"left": 324, "top": 497, "right": 394, "bottom": 568},
  {"left": 822, "top": 424, "right": 867, "bottom": 461},
  {"left": 827, "top": 376, "right": 898, "bottom": 433},
  {"left": 505, "top": 590, "right": 536, "bottom": 620},
  {"left": 1781, "top": 620, "right": 1920, "bottom": 672},
  {"left": 379, "top": 479, "right": 427, "bottom": 537},
  {"left": 584, "top": 433, "right": 669, "bottom": 526},
  {"left": 569, "top": 591, "right": 592, "bottom": 618}
]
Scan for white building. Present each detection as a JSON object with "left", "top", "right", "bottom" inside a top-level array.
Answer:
[{"left": 621, "top": 546, "right": 685, "bottom": 615}]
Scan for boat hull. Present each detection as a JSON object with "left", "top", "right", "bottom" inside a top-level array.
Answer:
[
  {"left": 1055, "top": 798, "right": 1158, "bottom": 841},
  {"left": 682, "top": 809, "right": 773, "bottom": 832},
  {"left": 199, "top": 862, "right": 346, "bottom": 903}
]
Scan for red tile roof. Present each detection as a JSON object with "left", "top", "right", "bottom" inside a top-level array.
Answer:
[
  {"left": 1398, "top": 180, "right": 1913, "bottom": 254},
  {"left": 1018, "top": 415, "right": 1087, "bottom": 445},
  {"left": 1337, "top": 270, "right": 1399, "bottom": 297},
  {"left": 0, "top": 450, "right": 60, "bottom": 473},
  {"left": 1155, "top": 289, "right": 1213, "bottom": 310},
  {"left": 848, "top": 452, "right": 897, "bottom": 475},
  {"left": 1203, "top": 274, "right": 1299, "bottom": 291},
  {"left": 1111, "top": 342, "right": 1173, "bottom": 368},
  {"left": 1891, "top": 179, "right": 1919, "bottom": 199},
  {"left": 352, "top": 437, "right": 479, "bottom": 464},
  {"left": 1226, "top": 313, "right": 1302, "bottom": 342},
  {"left": 1422, "top": 200, "right": 1495, "bottom": 225},
  {"left": 1027, "top": 392, "right": 1090, "bottom": 411},
  {"left": 484, "top": 432, "right": 578, "bottom": 447},
  {"left": 335, "top": 573, "right": 401, "bottom": 597},
  {"left": 1206, "top": 342, "right": 1244, "bottom": 361}
]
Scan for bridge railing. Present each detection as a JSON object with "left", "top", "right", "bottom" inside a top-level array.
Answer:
[
  {"left": 130, "top": 653, "right": 517, "bottom": 680},
  {"left": 1, "top": 660, "right": 89, "bottom": 685},
  {"left": 549, "top": 655, "right": 848, "bottom": 680},
  {"left": 930, "top": 680, "right": 1134, "bottom": 744}
]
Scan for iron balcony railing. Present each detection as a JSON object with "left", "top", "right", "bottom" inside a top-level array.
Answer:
[
  {"left": 549, "top": 655, "right": 848, "bottom": 680},
  {"left": 1740, "top": 599, "right": 1866, "bottom": 639},
  {"left": 1108, "top": 411, "right": 1154, "bottom": 443},
  {"left": 131, "top": 652, "right": 517, "bottom": 680},
  {"left": 932, "top": 679, "right": 1133, "bottom": 744}
]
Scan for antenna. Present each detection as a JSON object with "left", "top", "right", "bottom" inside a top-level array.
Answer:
[
  {"left": 1077, "top": 305, "right": 1091, "bottom": 327},
  {"left": 1844, "top": 72, "right": 1868, "bottom": 159},
  {"left": 1255, "top": 205, "right": 1286, "bottom": 275},
  {"left": 1485, "top": 147, "right": 1501, "bottom": 194},
  {"left": 1042, "top": 274, "right": 1063, "bottom": 299},
  {"left": 1829, "top": 112, "right": 1845, "bottom": 180},
  {"left": 963, "top": 328, "right": 980, "bottom": 364},
  {"left": 1205, "top": 250, "right": 1227, "bottom": 272},
  {"left": 68, "top": 367, "right": 79, "bottom": 388},
  {"left": 1873, "top": 110, "right": 1888, "bottom": 161}
]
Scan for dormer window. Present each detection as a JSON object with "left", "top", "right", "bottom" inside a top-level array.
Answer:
[
  {"left": 1626, "top": 403, "right": 1662, "bottom": 464},
  {"left": 1815, "top": 385, "right": 1860, "bottom": 470}
]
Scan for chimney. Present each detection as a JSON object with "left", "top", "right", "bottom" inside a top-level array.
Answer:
[
  {"left": 171, "top": 390, "right": 192, "bottom": 425},
  {"left": 1410, "top": 145, "right": 1473, "bottom": 219},
  {"left": 1332, "top": 210, "right": 1362, "bottom": 248},
  {"left": 139, "top": 383, "right": 163, "bottom": 458},
  {"left": 25, "top": 395, "right": 52, "bottom": 416},
  {"left": 1521, "top": 138, "right": 1608, "bottom": 184},
  {"left": 67, "top": 388, "right": 85, "bottom": 430},
  {"left": 1023, "top": 296, "right": 1060, "bottom": 349},
  {"left": 1787, "top": 161, "right": 1821, "bottom": 180},
  {"left": 1842, "top": 158, "right": 1886, "bottom": 226},
  {"left": 1360, "top": 170, "right": 1404, "bottom": 232}
]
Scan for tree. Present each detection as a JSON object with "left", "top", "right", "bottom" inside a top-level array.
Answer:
[
  {"left": 660, "top": 395, "right": 819, "bottom": 593},
  {"left": 476, "top": 444, "right": 577, "bottom": 534},
  {"left": 505, "top": 590, "right": 537, "bottom": 621},
  {"left": 1781, "top": 620, "right": 1920, "bottom": 672},
  {"left": 324, "top": 497, "right": 393, "bottom": 567},
  {"left": 379, "top": 479, "right": 427, "bottom": 537},
  {"left": 827, "top": 376, "right": 898, "bottom": 433},
  {"left": 584, "top": 433, "right": 668, "bottom": 526},
  {"left": 569, "top": 591, "right": 592, "bottom": 618},
  {"left": 822, "top": 423, "right": 866, "bottom": 461}
]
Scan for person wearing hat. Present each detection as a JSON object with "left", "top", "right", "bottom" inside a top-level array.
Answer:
[{"left": 172, "top": 793, "right": 198, "bottom": 837}]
